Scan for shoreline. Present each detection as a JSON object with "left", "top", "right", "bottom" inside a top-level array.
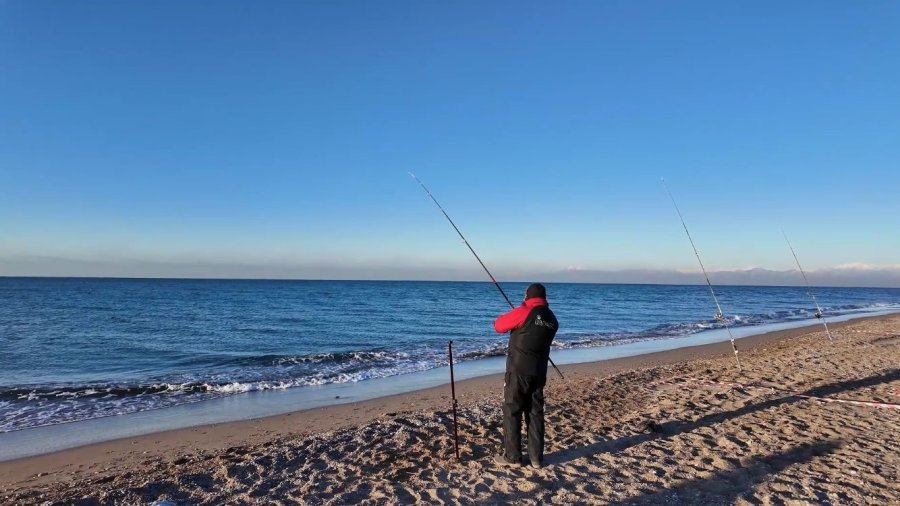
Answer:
[
  {"left": 1, "top": 309, "right": 896, "bottom": 457},
  {"left": 1, "top": 312, "right": 895, "bottom": 492}
]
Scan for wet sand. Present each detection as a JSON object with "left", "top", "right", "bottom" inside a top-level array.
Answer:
[{"left": 2, "top": 314, "right": 898, "bottom": 505}]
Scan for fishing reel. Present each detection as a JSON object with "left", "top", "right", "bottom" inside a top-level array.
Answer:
[
  {"left": 714, "top": 311, "right": 725, "bottom": 322},
  {"left": 815, "top": 309, "right": 823, "bottom": 319}
]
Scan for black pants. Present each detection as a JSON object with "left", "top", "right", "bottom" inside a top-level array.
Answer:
[{"left": 502, "top": 372, "right": 546, "bottom": 463}]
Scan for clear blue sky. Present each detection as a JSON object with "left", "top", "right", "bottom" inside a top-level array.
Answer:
[{"left": 2, "top": 1, "right": 899, "bottom": 281}]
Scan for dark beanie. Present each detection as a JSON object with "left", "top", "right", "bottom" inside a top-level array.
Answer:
[{"left": 526, "top": 283, "right": 546, "bottom": 299}]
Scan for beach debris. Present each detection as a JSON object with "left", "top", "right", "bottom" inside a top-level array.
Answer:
[{"left": 639, "top": 418, "right": 665, "bottom": 434}]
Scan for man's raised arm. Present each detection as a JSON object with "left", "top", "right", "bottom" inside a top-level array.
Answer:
[{"left": 493, "top": 305, "right": 529, "bottom": 333}]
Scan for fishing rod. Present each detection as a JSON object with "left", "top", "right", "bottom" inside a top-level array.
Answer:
[
  {"left": 661, "top": 178, "right": 742, "bottom": 371},
  {"left": 410, "top": 172, "right": 564, "bottom": 380},
  {"left": 782, "top": 230, "right": 833, "bottom": 342}
]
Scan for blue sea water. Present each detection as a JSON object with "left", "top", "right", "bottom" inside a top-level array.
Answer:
[{"left": 1, "top": 277, "right": 899, "bottom": 432}]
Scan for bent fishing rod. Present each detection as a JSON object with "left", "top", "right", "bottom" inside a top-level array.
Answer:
[
  {"left": 661, "top": 178, "right": 742, "bottom": 371},
  {"left": 410, "top": 172, "right": 564, "bottom": 380},
  {"left": 782, "top": 230, "right": 833, "bottom": 342}
]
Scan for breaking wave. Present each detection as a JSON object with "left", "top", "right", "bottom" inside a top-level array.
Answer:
[{"left": 2, "top": 299, "right": 898, "bottom": 432}]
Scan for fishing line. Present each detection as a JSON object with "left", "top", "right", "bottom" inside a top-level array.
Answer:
[
  {"left": 661, "top": 178, "right": 742, "bottom": 371},
  {"left": 410, "top": 172, "right": 564, "bottom": 380},
  {"left": 783, "top": 230, "right": 833, "bottom": 342}
]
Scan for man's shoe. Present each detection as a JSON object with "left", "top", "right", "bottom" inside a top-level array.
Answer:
[
  {"left": 528, "top": 455, "right": 543, "bottom": 469},
  {"left": 493, "top": 454, "right": 520, "bottom": 467}
]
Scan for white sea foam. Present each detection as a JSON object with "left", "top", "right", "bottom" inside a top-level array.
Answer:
[{"left": 3, "top": 299, "right": 899, "bottom": 433}]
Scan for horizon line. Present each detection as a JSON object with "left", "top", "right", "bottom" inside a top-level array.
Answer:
[{"left": 2, "top": 274, "right": 897, "bottom": 290}]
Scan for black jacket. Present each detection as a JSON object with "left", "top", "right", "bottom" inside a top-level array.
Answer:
[{"left": 506, "top": 304, "right": 558, "bottom": 377}]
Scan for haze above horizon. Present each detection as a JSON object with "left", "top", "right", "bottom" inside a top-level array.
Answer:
[{"left": 2, "top": 2, "right": 899, "bottom": 285}]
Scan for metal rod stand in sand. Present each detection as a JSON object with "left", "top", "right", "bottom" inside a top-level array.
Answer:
[
  {"left": 448, "top": 340, "right": 460, "bottom": 460},
  {"left": 410, "top": 172, "right": 565, "bottom": 380},
  {"left": 783, "top": 230, "right": 834, "bottom": 342},
  {"left": 662, "top": 178, "right": 742, "bottom": 371}
]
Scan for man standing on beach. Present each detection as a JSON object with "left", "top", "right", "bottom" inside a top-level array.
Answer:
[{"left": 492, "top": 283, "right": 558, "bottom": 469}]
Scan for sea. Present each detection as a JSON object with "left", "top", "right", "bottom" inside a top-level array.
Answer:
[{"left": 1, "top": 277, "right": 899, "bottom": 433}]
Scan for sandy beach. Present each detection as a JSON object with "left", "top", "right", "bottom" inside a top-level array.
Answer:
[{"left": 1, "top": 314, "right": 898, "bottom": 505}]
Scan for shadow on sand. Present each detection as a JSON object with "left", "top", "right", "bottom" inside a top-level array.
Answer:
[
  {"left": 612, "top": 440, "right": 842, "bottom": 505},
  {"left": 546, "top": 368, "right": 898, "bottom": 467}
]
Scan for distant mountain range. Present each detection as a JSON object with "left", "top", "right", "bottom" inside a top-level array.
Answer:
[
  {"left": 541, "top": 265, "right": 900, "bottom": 288},
  {"left": 2, "top": 255, "right": 900, "bottom": 288}
]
